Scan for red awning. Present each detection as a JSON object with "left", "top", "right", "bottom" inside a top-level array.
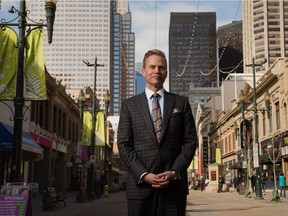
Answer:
[{"left": 30, "top": 132, "right": 52, "bottom": 148}]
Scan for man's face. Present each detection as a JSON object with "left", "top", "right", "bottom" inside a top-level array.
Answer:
[{"left": 142, "top": 54, "right": 167, "bottom": 91}]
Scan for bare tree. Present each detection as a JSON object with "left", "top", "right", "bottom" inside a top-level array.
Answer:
[{"left": 265, "top": 133, "right": 283, "bottom": 201}]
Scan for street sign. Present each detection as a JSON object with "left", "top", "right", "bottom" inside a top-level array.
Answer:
[{"left": 242, "top": 161, "right": 247, "bottom": 168}]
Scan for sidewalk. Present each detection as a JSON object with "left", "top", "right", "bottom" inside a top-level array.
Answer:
[
  {"left": 187, "top": 189, "right": 288, "bottom": 216},
  {"left": 31, "top": 190, "right": 128, "bottom": 216},
  {"left": 31, "top": 189, "right": 288, "bottom": 216}
]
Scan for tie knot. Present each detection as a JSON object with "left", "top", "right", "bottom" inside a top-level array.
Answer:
[{"left": 153, "top": 93, "right": 159, "bottom": 99}]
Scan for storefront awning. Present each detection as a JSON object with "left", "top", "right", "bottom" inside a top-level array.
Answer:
[
  {"left": 0, "top": 123, "right": 43, "bottom": 156},
  {"left": 30, "top": 132, "right": 53, "bottom": 148}
]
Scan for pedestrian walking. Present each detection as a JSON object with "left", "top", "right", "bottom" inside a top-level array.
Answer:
[
  {"left": 217, "top": 175, "right": 225, "bottom": 193},
  {"left": 117, "top": 49, "right": 198, "bottom": 216},
  {"left": 199, "top": 176, "right": 205, "bottom": 191},
  {"left": 278, "top": 172, "right": 286, "bottom": 198},
  {"left": 233, "top": 175, "right": 239, "bottom": 192},
  {"left": 250, "top": 172, "right": 256, "bottom": 193},
  {"left": 260, "top": 172, "right": 266, "bottom": 193}
]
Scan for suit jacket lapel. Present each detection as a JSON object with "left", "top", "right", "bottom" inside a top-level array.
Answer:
[
  {"left": 161, "top": 91, "right": 175, "bottom": 141},
  {"left": 137, "top": 93, "right": 155, "bottom": 138}
]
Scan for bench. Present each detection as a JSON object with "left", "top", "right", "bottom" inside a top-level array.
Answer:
[{"left": 47, "top": 187, "right": 67, "bottom": 208}]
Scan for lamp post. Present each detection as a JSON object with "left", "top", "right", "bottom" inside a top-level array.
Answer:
[
  {"left": 239, "top": 90, "right": 249, "bottom": 193},
  {"left": 104, "top": 90, "right": 110, "bottom": 185},
  {"left": 1, "top": 0, "right": 57, "bottom": 182},
  {"left": 246, "top": 57, "right": 270, "bottom": 199},
  {"left": 83, "top": 58, "right": 104, "bottom": 199},
  {"left": 78, "top": 89, "right": 85, "bottom": 189}
]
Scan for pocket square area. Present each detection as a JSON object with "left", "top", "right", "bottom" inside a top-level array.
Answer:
[{"left": 172, "top": 108, "right": 181, "bottom": 113}]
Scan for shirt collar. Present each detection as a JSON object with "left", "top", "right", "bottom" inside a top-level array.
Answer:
[{"left": 145, "top": 88, "right": 164, "bottom": 99}]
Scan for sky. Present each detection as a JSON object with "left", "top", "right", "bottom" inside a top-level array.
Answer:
[
  {"left": 1, "top": 0, "right": 242, "bottom": 63},
  {"left": 1, "top": 0, "right": 242, "bottom": 89},
  {"left": 129, "top": 0, "right": 242, "bottom": 63}
]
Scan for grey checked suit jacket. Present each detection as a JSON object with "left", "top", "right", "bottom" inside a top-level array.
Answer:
[{"left": 117, "top": 91, "right": 198, "bottom": 200}]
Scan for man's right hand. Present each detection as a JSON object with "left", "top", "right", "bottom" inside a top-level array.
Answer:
[{"left": 143, "top": 173, "right": 170, "bottom": 189}]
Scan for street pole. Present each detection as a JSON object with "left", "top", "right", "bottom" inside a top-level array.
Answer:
[
  {"left": 83, "top": 58, "right": 104, "bottom": 199},
  {"left": 0, "top": 0, "right": 57, "bottom": 182},
  {"left": 239, "top": 90, "right": 248, "bottom": 193},
  {"left": 246, "top": 57, "right": 263, "bottom": 200},
  {"left": 104, "top": 90, "right": 110, "bottom": 185}
]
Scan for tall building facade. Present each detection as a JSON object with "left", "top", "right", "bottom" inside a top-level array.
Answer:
[
  {"left": 135, "top": 63, "right": 146, "bottom": 95},
  {"left": 28, "top": 0, "right": 134, "bottom": 115},
  {"left": 169, "top": 12, "right": 217, "bottom": 96},
  {"left": 218, "top": 21, "right": 243, "bottom": 82},
  {"left": 242, "top": 0, "right": 288, "bottom": 73}
]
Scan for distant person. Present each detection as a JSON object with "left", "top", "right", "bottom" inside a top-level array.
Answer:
[
  {"left": 250, "top": 172, "right": 257, "bottom": 193},
  {"left": 199, "top": 176, "right": 205, "bottom": 191},
  {"left": 260, "top": 172, "right": 266, "bottom": 193},
  {"left": 233, "top": 175, "right": 239, "bottom": 192},
  {"left": 278, "top": 172, "right": 286, "bottom": 198},
  {"left": 117, "top": 49, "right": 198, "bottom": 216},
  {"left": 217, "top": 175, "right": 225, "bottom": 193},
  {"left": 205, "top": 178, "right": 209, "bottom": 187}
]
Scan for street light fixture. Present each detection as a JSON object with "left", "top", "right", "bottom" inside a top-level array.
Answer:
[
  {"left": 246, "top": 57, "right": 271, "bottom": 200},
  {"left": 1, "top": 0, "right": 57, "bottom": 182},
  {"left": 83, "top": 58, "right": 104, "bottom": 199}
]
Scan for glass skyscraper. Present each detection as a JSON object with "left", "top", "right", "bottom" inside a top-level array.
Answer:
[
  {"left": 28, "top": 0, "right": 134, "bottom": 115},
  {"left": 169, "top": 12, "right": 217, "bottom": 96}
]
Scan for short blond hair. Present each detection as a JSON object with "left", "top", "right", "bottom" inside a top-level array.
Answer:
[{"left": 142, "top": 49, "right": 167, "bottom": 69}]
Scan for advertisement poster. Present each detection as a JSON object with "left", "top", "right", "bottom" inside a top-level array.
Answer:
[{"left": 0, "top": 183, "right": 32, "bottom": 216}]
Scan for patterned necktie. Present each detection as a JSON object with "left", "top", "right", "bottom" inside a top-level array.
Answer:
[{"left": 152, "top": 93, "right": 162, "bottom": 142}]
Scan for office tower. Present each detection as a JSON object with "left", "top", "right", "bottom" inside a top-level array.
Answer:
[
  {"left": 169, "top": 12, "right": 217, "bottom": 96},
  {"left": 135, "top": 63, "right": 145, "bottom": 95},
  {"left": 242, "top": 0, "right": 288, "bottom": 73},
  {"left": 218, "top": 21, "right": 243, "bottom": 82},
  {"left": 28, "top": 0, "right": 134, "bottom": 114},
  {"left": 110, "top": 2, "right": 135, "bottom": 115}
]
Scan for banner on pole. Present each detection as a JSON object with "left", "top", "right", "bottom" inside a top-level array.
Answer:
[
  {"left": 25, "top": 28, "right": 47, "bottom": 100},
  {"left": 0, "top": 27, "right": 17, "bottom": 100},
  {"left": 95, "top": 111, "right": 105, "bottom": 146}
]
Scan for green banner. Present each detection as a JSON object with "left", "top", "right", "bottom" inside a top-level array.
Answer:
[
  {"left": 0, "top": 27, "right": 18, "bottom": 100},
  {"left": 25, "top": 28, "right": 47, "bottom": 100}
]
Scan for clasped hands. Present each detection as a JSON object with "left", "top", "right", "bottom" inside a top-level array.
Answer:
[{"left": 143, "top": 171, "right": 175, "bottom": 189}]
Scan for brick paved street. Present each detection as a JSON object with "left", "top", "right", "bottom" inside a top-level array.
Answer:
[{"left": 32, "top": 189, "right": 288, "bottom": 216}]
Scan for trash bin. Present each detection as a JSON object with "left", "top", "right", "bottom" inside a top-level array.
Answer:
[{"left": 104, "top": 184, "right": 109, "bottom": 197}]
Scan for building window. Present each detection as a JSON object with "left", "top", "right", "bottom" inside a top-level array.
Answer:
[
  {"left": 275, "top": 102, "right": 280, "bottom": 129},
  {"left": 262, "top": 112, "right": 266, "bottom": 136}
]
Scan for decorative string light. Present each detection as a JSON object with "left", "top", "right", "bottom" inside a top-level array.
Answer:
[{"left": 177, "top": 0, "right": 242, "bottom": 78}]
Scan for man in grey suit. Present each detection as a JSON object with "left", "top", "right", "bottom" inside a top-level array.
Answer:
[{"left": 117, "top": 49, "right": 198, "bottom": 216}]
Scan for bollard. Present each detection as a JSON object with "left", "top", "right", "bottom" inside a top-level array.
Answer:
[{"left": 104, "top": 184, "right": 109, "bottom": 197}]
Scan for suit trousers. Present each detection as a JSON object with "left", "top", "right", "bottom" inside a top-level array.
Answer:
[{"left": 127, "top": 189, "right": 187, "bottom": 216}]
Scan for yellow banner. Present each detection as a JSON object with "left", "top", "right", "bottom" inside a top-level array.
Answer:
[
  {"left": 95, "top": 111, "right": 105, "bottom": 146},
  {"left": 25, "top": 28, "right": 47, "bottom": 100},
  {"left": 216, "top": 147, "right": 222, "bottom": 164},
  {"left": 0, "top": 27, "right": 17, "bottom": 100},
  {"left": 82, "top": 111, "right": 92, "bottom": 146}
]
